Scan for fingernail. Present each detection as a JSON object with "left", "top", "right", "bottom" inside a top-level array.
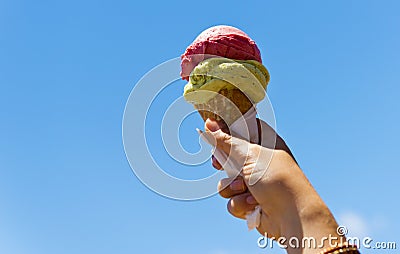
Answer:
[
  {"left": 195, "top": 128, "right": 203, "bottom": 135},
  {"left": 246, "top": 195, "right": 258, "bottom": 205},
  {"left": 230, "top": 179, "right": 244, "bottom": 191}
]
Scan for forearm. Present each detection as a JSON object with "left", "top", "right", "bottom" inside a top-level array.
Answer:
[{"left": 281, "top": 164, "right": 345, "bottom": 254}]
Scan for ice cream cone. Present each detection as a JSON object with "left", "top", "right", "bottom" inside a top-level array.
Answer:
[{"left": 193, "top": 88, "right": 254, "bottom": 126}]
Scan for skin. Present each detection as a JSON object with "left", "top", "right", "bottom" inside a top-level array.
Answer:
[{"left": 203, "top": 118, "right": 347, "bottom": 254}]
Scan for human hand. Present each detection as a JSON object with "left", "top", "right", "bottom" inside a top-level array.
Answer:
[{"left": 203, "top": 119, "right": 345, "bottom": 254}]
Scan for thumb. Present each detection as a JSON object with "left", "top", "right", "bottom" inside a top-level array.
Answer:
[
  {"left": 204, "top": 118, "right": 220, "bottom": 132},
  {"left": 203, "top": 118, "right": 233, "bottom": 155}
]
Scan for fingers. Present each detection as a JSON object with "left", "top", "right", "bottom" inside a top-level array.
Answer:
[
  {"left": 218, "top": 177, "right": 260, "bottom": 221},
  {"left": 202, "top": 119, "right": 253, "bottom": 167},
  {"left": 204, "top": 119, "right": 234, "bottom": 154},
  {"left": 218, "top": 177, "right": 259, "bottom": 220},
  {"left": 204, "top": 118, "right": 229, "bottom": 133},
  {"left": 205, "top": 118, "right": 220, "bottom": 132},
  {"left": 218, "top": 177, "right": 247, "bottom": 198},
  {"left": 227, "top": 192, "right": 259, "bottom": 219},
  {"left": 212, "top": 155, "right": 222, "bottom": 170}
]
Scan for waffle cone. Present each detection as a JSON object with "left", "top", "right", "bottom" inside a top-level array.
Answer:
[{"left": 194, "top": 88, "right": 254, "bottom": 126}]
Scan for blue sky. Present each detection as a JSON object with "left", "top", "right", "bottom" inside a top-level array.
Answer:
[{"left": 1, "top": 0, "right": 399, "bottom": 253}]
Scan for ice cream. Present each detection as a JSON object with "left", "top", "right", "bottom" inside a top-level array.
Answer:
[
  {"left": 183, "top": 58, "right": 269, "bottom": 104},
  {"left": 183, "top": 57, "right": 270, "bottom": 125},
  {"left": 181, "top": 25, "right": 262, "bottom": 80},
  {"left": 181, "top": 25, "right": 269, "bottom": 229},
  {"left": 181, "top": 25, "right": 269, "bottom": 125}
]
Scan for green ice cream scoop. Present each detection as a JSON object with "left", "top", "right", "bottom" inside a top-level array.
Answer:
[{"left": 183, "top": 58, "right": 270, "bottom": 104}]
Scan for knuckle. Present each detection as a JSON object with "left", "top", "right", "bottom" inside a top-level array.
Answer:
[
  {"left": 219, "top": 190, "right": 231, "bottom": 199},
  {"left": 217, "top": 180, "right": 226, "bottom": 193},
  {"left": 218, "top": 180, "right": 232, "bottom": 198},
  {"left": 216, "top": 130, "right": 231, "bottom": 142},
  {"left": 227, "top": 199, "right": 236, "bottom": 216},
  {"left": 222, "top": 133, "right": 232, "bottom": 143},
  {"left": 227, "top": 198, "right": 241, "bottom": 216}
]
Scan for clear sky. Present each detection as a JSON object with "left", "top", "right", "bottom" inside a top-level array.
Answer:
[{"left": 1, "top": 0, "right": 399, "bottom": 253}]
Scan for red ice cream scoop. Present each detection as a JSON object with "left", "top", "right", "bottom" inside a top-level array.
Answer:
[{"left": 180, "top": 25, "right": 262, "bottom": 80}]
